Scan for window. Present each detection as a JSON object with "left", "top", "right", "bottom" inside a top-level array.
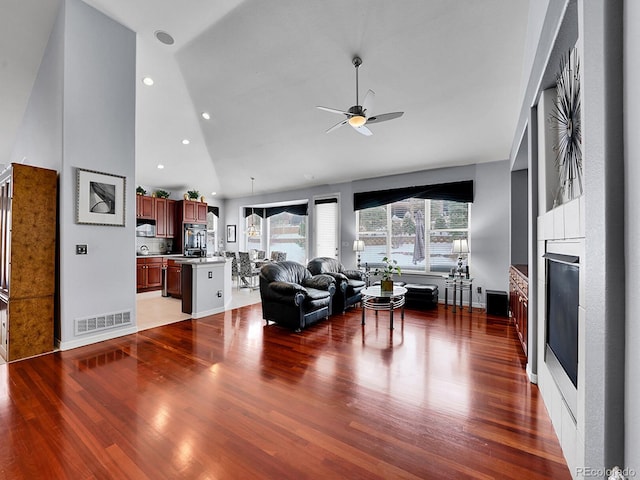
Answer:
[
  {"left": 245, "top": 213, "right": 263, "bottom": 251},
  {"left": 357, "top": 198, "right": 470, "bottom": 274},
  {"left": 314, "top": 197, "right": 339, "bottom": 258},
  {"left": 244, "top": 210, "right": 308, "bottom": 263},
  {"left": 268, "top": 211, "right": 307, "bottom": 263}
]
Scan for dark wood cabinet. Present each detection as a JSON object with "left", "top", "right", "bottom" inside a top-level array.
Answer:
[
  {"left": 156, "top": 198, "right": 167, "bottom": 237},
  {"left": 181, "top": 200, "right": 207, "bottom": 223},
  {"left": 136, "top": 257, "right": 164, "bottom": 292},
  {"left": 166, "top": 259, "right": 182, "bottom": 298},
  {"left": 166, "top": 199, "right": 176, "bottom": 238},
  {"left": 509, "top": 265, "right": 528, "bottom": 357},
  {"left": 155, "top": 198, "right": 176, "bottom": 238},
  {"left": 136, "top": 195, "right": 155, "bottom": 219}
]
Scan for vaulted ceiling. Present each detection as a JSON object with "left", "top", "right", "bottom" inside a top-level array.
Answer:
[{"left": 1, "top": 0, "right": 529, "bottom": 199}]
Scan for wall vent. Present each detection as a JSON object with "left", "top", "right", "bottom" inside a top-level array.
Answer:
[{"left": 75, "top": 310, "right": 132, "bottom": 336}]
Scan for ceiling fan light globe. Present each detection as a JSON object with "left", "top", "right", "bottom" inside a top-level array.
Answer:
[{"left": 348, "top": 115, "right": 367, "bottom": 127}]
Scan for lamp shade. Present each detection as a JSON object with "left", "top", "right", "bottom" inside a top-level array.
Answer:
[
  {"left": 451, "top": 239, "right": 469, "bottom": 254},
  {"left": 353, "top": 240, "right": 365, "bottom": 252}
]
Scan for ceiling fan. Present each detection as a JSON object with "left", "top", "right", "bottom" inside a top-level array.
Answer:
[{"left": 316, "top": 56, "right": 404, "bottom": 136}]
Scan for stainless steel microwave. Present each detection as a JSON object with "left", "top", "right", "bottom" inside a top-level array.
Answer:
[{"left": 136, "top": 219, "right": 156, "bottom": 237}]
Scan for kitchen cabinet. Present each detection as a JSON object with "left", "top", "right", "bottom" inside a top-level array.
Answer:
[
  {"left": 166, "top": 259, "right": 182, "bottom": 298},
  {"left": 181, "top": 199, "right": 207, "bottom": 223},
  {"left": 137, "top": 257, "right": 163, "bottom": 292},
  {"left": 136, "top": 195, "right": 155, "bottom": 219},
  {"left": 509, "top": 264, "right": 528, "bottom": 357},
  {"left": 155, "top": 198, "right": 176, "bottom": 238},
  {"left": 0, "top": 164, "right": 57, "bottom": 362}
]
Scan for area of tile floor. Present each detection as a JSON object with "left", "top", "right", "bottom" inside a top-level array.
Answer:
[{"left": 136, "top": 287, "right": 261, "bottom": 331}]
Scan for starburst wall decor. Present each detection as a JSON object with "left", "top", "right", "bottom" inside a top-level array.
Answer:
[{"left": 550, "top": 47, "right": 582, "bottom": 206}]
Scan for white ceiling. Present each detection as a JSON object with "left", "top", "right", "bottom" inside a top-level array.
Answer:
[{"left": 1, "top": 0, "right": 529, "bottom": 199}]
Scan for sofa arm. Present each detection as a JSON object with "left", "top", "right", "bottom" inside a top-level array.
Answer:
[
  {"left": 269, "top": 281, "right": 307, "bottom": 296},
  {"left": 304, "top": 274, "right": 336, "bottom": 292},
  {"left": 342, "top": 269, "right": 365, "bottom": 281}
]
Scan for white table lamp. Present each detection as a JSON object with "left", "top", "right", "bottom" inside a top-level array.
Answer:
[{"left": 451, "top": 239, "right": 469, "bottom": 276}]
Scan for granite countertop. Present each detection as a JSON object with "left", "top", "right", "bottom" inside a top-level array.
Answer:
[
  {"left": 177, "top": 256, "right": 229, "bottom": 264},
  {"left": 136, "top": 253, "right": 184, "bottom": 258}
]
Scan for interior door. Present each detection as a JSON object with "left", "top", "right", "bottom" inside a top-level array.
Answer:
[{"left": 314, "top": 196, "right": 339, "bottom": 259}]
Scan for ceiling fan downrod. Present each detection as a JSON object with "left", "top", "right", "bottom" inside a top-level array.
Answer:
[{"left": 353, "top": 56, "right": 362, "bottom": 106}]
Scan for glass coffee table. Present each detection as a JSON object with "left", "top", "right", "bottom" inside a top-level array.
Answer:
[{"left": 360, "top": 285, "right": 408, "bottom": 330}]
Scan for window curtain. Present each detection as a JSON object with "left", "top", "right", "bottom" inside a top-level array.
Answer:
[
  {"left": 244, "top": 203, "right": 308, "bottom": 218},
  {"left": 353, "top": 180, "right": 474, "bottom": 211}
]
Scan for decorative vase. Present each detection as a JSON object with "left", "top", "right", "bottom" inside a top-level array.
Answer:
[
  {"left": 200, "top": 196, "right": 205, "bottom": 203},
  {"left": 183, "top": 193, "right": 189, "bottom": 200},
  {"left": 380, "top": 279, "right": 394, "bottom": 293}
]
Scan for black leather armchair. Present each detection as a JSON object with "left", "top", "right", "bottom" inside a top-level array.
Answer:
[
  {"left": 307, "top": 257, "right": 366, "bottom": 314},
  {"left": 259, "top": 261, "right": 336, "bottom": 332}
]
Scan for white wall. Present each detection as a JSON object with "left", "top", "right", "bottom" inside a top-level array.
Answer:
[
  {"left": 223, "top": 160, "right": 511, "bottom": 304},
  {"left": 9, "top": 5, "right": 64, "bottom": 170},
  {"left": 624, "top": 0, "right": 640, "bottom": 472},
  {"left": 58, "top": 0, "right": 137, "bottom": 349},
  {"left": 10, "top": 0, "right": 137, "bottom": 350}
]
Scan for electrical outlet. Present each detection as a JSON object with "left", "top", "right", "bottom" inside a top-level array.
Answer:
[
  {"left": 76, "top": 244, "right": 87, "bottom": 255},
  {"left": 476, "top": 286, "right": 482, "bottom": 294}
]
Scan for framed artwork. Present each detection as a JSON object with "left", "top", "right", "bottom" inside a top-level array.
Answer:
[
  {"left": 76, "top": 168, "right": 126, "bottom": 226},
  {"left": 226, "top": 224, "right": 237, "bottom": 243}
]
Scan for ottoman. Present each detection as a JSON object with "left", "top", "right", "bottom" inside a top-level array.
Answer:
[{"left": 404, "top": 283, "right": 439, "bottom": 309}]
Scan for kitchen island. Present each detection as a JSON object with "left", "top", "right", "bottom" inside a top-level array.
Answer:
[{"left": 179, "top": 256, "right": 232, "bottom": 318}]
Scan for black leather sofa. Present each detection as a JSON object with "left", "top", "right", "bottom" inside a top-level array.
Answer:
[
  {"left": 259, "top": 261, "right": 336, "bottom": 332},
  {"left": 307, "top": 257, "right": 366, "bottom": 314}
]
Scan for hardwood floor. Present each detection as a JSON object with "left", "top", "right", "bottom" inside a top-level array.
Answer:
[{"left": 0, "top": 303, "right": 571, "bottom": 479}]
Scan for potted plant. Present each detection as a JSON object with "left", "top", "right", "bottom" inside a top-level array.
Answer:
[
  {"left": 186, "top": 189, "right": 200, "bottom": 200},
  {"left": 136, "top": 186, "right": 146, "bottom": 196},
  {"left": 374, "top": 256, "right": 401, "bottom": 293},
  {"left": 154, "top": 189, "right": 170, "bottom": 199}
]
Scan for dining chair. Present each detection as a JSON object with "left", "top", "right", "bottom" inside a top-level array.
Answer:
[{"left": 238, "top": 251, "right": 259, "bottom": 289}]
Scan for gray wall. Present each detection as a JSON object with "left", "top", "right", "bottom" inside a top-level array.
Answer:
[
  {"left": 624, "top": 0, "right": 640, "bottom": 471},
  {"left": 223, "top": 160, "right": 511, "bottom": 303},
  {"left": 510, "top": 169, "right": 528, "bottom": 264},
  {"left": 9, "top": 0, "right": 138, "bottom": 349}
]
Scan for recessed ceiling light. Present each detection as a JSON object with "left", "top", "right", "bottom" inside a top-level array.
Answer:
[
  {"left": 155, "top": 30, "right": 175, "bottom": 46},
  {"left": 182, "top": 139, "right": 190, "bottom": 145},
  {"left": 142, "top": 76, "right": 154, "bottom": 86},
  {"left": 211, "top": 192, "right": 217, "bottom": 196},
  {"left": 157, "top": 164, "right": 164, "bottom": 169},
  {"left": 201, "top": 112, "right": 211, "bottom": 120}
]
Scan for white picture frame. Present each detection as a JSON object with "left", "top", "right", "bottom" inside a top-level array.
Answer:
[{"left": 76, "top": 168, "right": 126, "bottom": 226}]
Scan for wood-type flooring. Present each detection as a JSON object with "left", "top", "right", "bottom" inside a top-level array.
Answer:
[{"left": 0, "top": 303, "right": 571, "bottom": 479}]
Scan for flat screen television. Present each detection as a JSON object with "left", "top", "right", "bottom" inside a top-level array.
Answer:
[{"left": 546, "top": 258, "right": 579, "bottom": 387}]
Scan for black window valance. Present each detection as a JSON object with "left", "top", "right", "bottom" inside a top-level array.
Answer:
[
  {"left": 244, "top": 207, "right": 265, "bottom": 218},
  {"left": 353, "top": 180, "right": 474, "bottom": 211},
  {"left": 207, "top": 206, "right": 219, "bottom": 216},
  {"left": 244, "top": 203, "right": 308, "bottom": 218},
  {"left": 314, "top": 198, "right": 338, "bottom": 205}
]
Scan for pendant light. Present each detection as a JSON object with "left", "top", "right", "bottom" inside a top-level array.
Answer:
[{"left": 247, "top": 177, "right": 259, "bottom": 237}]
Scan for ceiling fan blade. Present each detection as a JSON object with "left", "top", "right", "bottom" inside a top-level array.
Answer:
[
  {"left": 362, "top": 89, "right": 375, "bottom": 117},
  {"left": 353, "top": 125, "right": 373, "bottom": 136},
  {"left": 366, "top": 111, "right": 404, "bottom": 124},
  {"left": 326, "top": 119, "right": 348, "bottom": 133},
  {"left": 316, "top": 106, "right": 353, "bottom": 116}
]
